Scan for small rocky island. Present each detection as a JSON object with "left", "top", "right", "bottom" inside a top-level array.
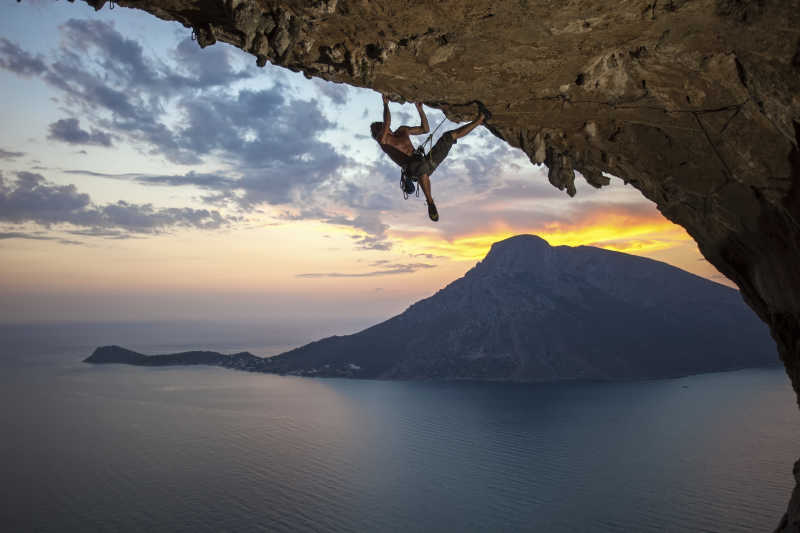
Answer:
[
  {"left": 85, "top": 345, "right": 364, "bottom": 378},
  {"left": 86, "top": 235, "right": 777, "bottom": 382},
  {"left": 86, "top": 346, "right": 266, "bottom": 371}
]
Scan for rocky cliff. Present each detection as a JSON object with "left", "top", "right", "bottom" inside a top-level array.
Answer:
[{"left": 71, "top": 0, "right": 800, "bottom": 528}]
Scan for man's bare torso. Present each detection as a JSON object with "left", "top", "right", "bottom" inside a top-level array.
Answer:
[{"left": 378, "top": 129, "right": 415, "bottom": 168}]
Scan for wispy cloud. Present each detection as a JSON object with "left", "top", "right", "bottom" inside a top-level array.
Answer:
[
  {"left": 0, "top": 148, "right": 25, "bottom": 160},
  {"left": 297, "top": 262, "right": 436, "bottom": 278},
  {"left": 65, "top": 169, "right": 238, "bottom": 192},
  {"left": 0, "top": 231, "right": 83, "bottom": 246}
]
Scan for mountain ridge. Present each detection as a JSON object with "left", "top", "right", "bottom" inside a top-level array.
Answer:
[{"left": 86, "top": 235, "right": 777, "bottom": 381}]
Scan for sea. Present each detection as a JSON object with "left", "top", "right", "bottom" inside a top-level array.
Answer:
[{"left": 1, "top": 322, "right": 798, "bottom": 532}]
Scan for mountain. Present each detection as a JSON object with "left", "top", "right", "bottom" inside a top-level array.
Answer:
[
  {"left": 261, "top": 235, "right": 777, "bottom": 381},
  {"left": 86, "top": 235, "right": 777, "bottom": 381}
]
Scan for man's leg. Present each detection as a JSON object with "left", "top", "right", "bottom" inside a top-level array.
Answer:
[
  {"left": 418, "top": 174, "right": 434, "bottom": 204},
  {"left": 417, "top": 174, "right": 438, "bottom": 221},
  {"left": 418, "top": 111, "right": 485, "bottom": 222},
  {"left": 426, "top": 112, "right": 486, "bottom": 174},
  {"left": 448, "top": 113, "right": 485, "bottom": 141}
]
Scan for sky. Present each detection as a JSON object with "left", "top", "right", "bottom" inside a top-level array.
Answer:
[{"left": 0, "top": 1, "right": 731, "bottom": 332}]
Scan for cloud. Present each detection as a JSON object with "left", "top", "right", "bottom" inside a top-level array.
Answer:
[
  {"left": 66, "top": 228, "right": 136, "bottom": 239},
  {"left": 55, "top": 19, "right": 252, "bottom": 93},
  {"left": 0, "top": 171, "right": 91, "bottom": 225},
  {"left": 297, "top": 262, "right": 436, "bottom": 278},
  {"left": 170, "top": 35, "right": 254, "bottom": 88},
  {"left": 48, "top": 118, "right": 113, "bottom": 146},
  {"left": 324, "top": 212, "right": 388, "bottom": 239},
  {"left": 0, "top": 171, "right": 235, "bottom": 235},
  {"left": 66, "top": 165, "right": 399, "bottom": 251},
  {"left": 0, "top": 148, "right": 25, "bottom": 160},
  {"left": 322, "top": 212, "right": 392, "bottom": 250},
  {"left": 67, "top": 162, "right": 398, "bottom": 248},
  {"left": 66, "top": 169, "right": 238, "bottom": 190},
  {"left": 92, "top": 201, "right": 232, "bottom": 231},
  {"left": 393, "top": 109, "right": 414, "bottom": 126},
  {"left": 0, "top": 38, "right": 47, "bottom": 77},
  {"left": 311, "top": 77, "right": 349, "bottom": 105},
  {"left": 460, "top": 139, "right": 519, "bottom": 189},
  {"left": 0, "top": 20, "right": 270, "bottom": 165},
  {"left": 1, "top": 20, "right": 349, "bottom": 196},
  {"left": 0, "top": 231, "right": 83, "bottom": 246}
]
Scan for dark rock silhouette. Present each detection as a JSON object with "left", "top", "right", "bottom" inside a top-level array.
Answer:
[
  {"left": 87, "top": 236, "right": 776, "bottom": 382},
  {"left": 85, "top": 346, "right": 264, "bottom": 370}
]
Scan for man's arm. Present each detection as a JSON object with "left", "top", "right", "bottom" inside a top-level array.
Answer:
[
  {"left": 404, "top": 102, "right": 430, "bottom": 135},
  {"left": 377, "top": 94, "right": 391, "bottom": 142}
]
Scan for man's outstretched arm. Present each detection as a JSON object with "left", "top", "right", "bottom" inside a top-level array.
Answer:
[
  {"left": 376, "top": 94, "right": 391, "bottom": 141},
  {"left": 404, "top": 102, "right": 430, "bottom": 135}
]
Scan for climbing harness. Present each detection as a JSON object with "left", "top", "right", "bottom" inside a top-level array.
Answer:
[
  {"left": 399, "top": 117, "right": 446, "bottom": 200},
  {"left": 400, "top": 151, "right": 427, "bottom": 200}
]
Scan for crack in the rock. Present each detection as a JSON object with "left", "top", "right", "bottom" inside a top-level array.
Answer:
[
  {"left": 719, "top": 104, "right": 743, "bottom": 135},
  {"left": 620, "top": 119, "right": 700, "bottom": 133},
  {"left": 694, "top": 112, "right": 733, "bottom": 179}
]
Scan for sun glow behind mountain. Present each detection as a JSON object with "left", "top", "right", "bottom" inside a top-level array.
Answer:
[{"left": 389, "top": 213, "right": 692, "bottom": 261}]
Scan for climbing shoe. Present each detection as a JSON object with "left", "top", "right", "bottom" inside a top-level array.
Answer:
[{"left": 428, "top": 201, "right": 439, "bottom": 222}]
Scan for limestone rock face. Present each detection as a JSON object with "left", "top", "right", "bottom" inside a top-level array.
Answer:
[{"left": 76, "top": 0, "right": 800, "bottom": 527}]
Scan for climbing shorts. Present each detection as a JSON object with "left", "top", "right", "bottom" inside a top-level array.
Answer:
[{"left": 403, "top": 132, "right": 457, "bottom": 180}]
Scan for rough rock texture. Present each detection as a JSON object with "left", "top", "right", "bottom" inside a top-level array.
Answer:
[{"left": 75, "top": 0, "right": 800, "bottom": 528}]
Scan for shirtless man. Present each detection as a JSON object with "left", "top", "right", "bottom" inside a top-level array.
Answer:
[{"left": 371, "top": 94, "right": 486, "bottom": 221}]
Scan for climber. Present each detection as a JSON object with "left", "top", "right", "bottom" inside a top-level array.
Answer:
[{"left": 371, "top": 94, "right": 487, "bottom": 221}]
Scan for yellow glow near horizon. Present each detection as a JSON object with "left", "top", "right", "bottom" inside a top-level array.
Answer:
[{"left": 391, "top": 216, "right": 692, "bottom": 263}]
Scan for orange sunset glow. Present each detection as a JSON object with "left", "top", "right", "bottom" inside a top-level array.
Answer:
[{"left": 389, "top": 208, "right": 693, "bottom": 262}]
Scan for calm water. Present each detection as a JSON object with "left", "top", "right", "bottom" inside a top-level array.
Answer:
[{"left": 1, "top": 323, "right": 798, "bottom": 532}]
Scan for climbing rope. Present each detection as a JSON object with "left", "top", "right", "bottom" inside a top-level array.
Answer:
[{"left": 420, "top": 116, "right": 446, "bottom": 154}]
